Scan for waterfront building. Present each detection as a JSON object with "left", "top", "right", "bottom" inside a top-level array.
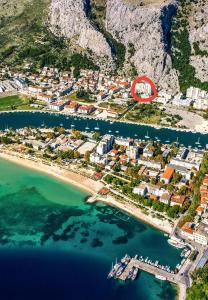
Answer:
[
  {"left": 159, "top": 191, "right": 171, "bottom": 205},
  {"left": 193, "top": 223, "right": 208, "bottom": 245},
  {"left": 49, "top": 100, "right": 70, "bottom": 111},
  {"left": 115, "top": 137, "right": 131, "bottom": 147},
  {"left": 97, "top": 135, "right": 114, "bottom": 155},
  {"left": 181, "top": 222, "right": 194, "bottom": 240},
  {"left": 133, "top": 182, "right": 148, "bottom": 196}
]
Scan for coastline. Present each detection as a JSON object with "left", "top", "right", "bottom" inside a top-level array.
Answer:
[
  {"left": 1, "top": 109, "right": 208, "bottom": 135},
  {"left": 97, "top": 194, "right": 173, "bottom": 235},
  {"left": 0, "top": 152, "right": 103, "bottom": 196},
  {"left": 0, "top": 151, "right": 184, "bottom": 300},
  {"left": 0, "top": 151, "right": 173, "bottom": 234}
]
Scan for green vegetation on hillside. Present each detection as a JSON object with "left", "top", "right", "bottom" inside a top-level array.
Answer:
[
  {"left": 87, "top": 0, "right": 126, "bottom": 70},
  {"left": 0, "top": 0, "right": 98, "bottom": 73},
  {"left": 171, "top": 1, "right": 208, "bottom": 93},
  {"left": 193, "top": 41, "right": 208, "bottom": 57},
  {"left": 186, "top": 266, "right": 208, "bottom": 300}
]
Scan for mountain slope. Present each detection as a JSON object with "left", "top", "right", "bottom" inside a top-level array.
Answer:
[{"left": 0, "top": 0, "right": 208, "bottom": 93}]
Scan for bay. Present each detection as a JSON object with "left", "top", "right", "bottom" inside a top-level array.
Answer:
[{"left": 0, "top": 158, "right": 181, "bottom": 300}]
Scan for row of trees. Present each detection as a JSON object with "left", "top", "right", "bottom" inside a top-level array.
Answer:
[
  {"left": 104, "top": 174, "right": 181, "bottom": 219},
  {"left": 178, "top": 152, "right": 208, "bottom": 227}
]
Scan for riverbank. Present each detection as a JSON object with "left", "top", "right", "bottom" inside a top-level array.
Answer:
[{"left": 1, "top": 109, "right": 208, "bottom": 135}]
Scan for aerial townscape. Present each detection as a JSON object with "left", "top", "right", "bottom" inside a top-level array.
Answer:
[{"left": 0, "top": 0, "right": 208, "bottom": 300}]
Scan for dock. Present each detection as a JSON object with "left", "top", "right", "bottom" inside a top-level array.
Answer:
[{"left": 118, "top": 257, "right": 177, "bottom": 283}]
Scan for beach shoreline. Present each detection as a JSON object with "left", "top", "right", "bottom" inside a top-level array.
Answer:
[
  {"left": 0, "top": 150, "right": 173, "bottom": 234},
  {"left": 0, "top": 150, "right": 184, "bottom": 300},
  {"left": 0, "top": 151, "right": 102, "bottom": 196}
]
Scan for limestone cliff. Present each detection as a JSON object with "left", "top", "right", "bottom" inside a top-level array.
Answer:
[{"left": 49, "top": 0, "right": 112, "bottom": 59}]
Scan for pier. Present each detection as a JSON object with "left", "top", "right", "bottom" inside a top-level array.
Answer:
[{"left": 117, "top": 257, "right": 177, "bottom": 283}]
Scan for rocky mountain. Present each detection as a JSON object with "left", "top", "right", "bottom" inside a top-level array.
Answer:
[
  {"left": 189, "top": 0, "right": 208, "bottom": 83},
  {"left": 0, "top": 0, "right": 208, "bottom": 93}
]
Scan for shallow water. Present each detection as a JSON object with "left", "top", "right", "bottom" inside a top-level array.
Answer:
[{"left": 0, "top": 158, "right": 181, "bottom": 300}]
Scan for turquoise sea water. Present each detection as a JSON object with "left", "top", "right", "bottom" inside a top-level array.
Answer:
[{"left": 0, "top": 158, "right": 182, "bottom": 300}]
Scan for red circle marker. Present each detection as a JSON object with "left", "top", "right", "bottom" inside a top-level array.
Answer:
[{"left": 131, "top": 76, "right": 158, "bottom": 103}]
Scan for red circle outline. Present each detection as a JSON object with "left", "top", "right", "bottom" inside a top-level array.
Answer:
[{"left": 131, "top": 76, "right": 158, "bottom": 103}]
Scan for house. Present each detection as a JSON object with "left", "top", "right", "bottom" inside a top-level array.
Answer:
[
  {"left": 64, "top": 102, "right": 79, "bottom": 113},
  {"left": 106, "top": 110, "right": 119, "bottom": 118},
  {"left": 180, "top": 222, "right": 194, "bottom": 240},
  {"left": 49, "top": 100, "right": 70, "bottom": 111},
  {"left": 78, "top": 105, "right": 95, "bottom": 115},
  {"left": 36, "top": 93, "right": 55, "bottom": 103},
  {"left": 193, "top": 223, "right": 208, "bottom": 245},
  {"left": 196, "top": 206, "right": 205, "bottom": 216},
  {"left": 99, "top": 188, "right": 109, "bottom": 195},
  {"left": 93, "top": 172, "right": 103, "bottom": 180},
  {"left": 143, "top": 143, "right": 154, "bottom": 158},
  {"left": 160, "top": 167, "right": 175, "bottom": 184},
  {"left": 133, "top": 182, "right": 148, "bottom": 196},
  {"left": 97, "top": 92, "right": 108, "bottom": 101},
  {"left": 170, "top": 194, "right": 186, "bottom": 207},
  {"left": 28, "top": 86, "right": 45, "bottom": 94},
  {"left": 160, "top": 191, "right": 171, "bottom": 205}
]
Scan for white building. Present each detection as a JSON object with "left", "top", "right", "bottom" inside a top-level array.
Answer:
[
  {"left": 96, "top": 135, "right": 114, "bottom": 155},
  {"left": 126, "top": 146, "right": 138, "bottom": 160}
]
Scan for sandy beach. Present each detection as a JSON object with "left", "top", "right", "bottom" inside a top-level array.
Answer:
[
  {"left": 98, "top": 195, "right": 173, "bottom": 234},
  {"left": 0, "top": 150, "right": 173, "bottom": 234},
  {"left": 0, "top": 151, "right": 103, "bottom": 195},
  {"left": 0, "top": 150, "right": 184, "bottom": 299}
]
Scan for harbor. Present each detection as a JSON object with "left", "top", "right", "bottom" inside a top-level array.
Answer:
[
  {"left": 0, "top": 111, "right": 208, "bottom": 148},
  {"left": 108, "top": 249, "right": 191, "bottom": 284}
]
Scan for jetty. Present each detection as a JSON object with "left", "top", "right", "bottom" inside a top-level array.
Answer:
[
  {"left": 107, "top": 253, "right": 192, "bottom": 287},
  {"left": 117, "top": 257, "right": 176, "bottom": 283}
]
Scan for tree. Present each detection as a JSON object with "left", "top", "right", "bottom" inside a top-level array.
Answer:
[
  {"left": 167, "top": 205, "right": 180, "bottom": 218},
  {"left": 84, "top": 151, "right": 90, "bottom": 162},
  {"left": 92, "top": 132, "right": 101, "bottom": 141}
]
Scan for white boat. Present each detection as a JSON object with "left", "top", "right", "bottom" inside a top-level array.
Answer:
[
  {"left": 155, "top": 275, "right": 166, "bottom": 281},
  {"left": 168, "top": 237, "right": 186, "bottom": 249},
  {"left": 145, "top": 131, "right": 150, "bottom": 139},
  {"left": 195, "top": 137, "right": 200, "bottom": 145}
]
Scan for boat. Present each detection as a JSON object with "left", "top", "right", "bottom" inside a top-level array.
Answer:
[
  {"left": 94, "top": 123, "right": 99, "bottom": 130},
  {"left": 155, "top": 275, "right": 166, "bottom": 281},
  {"left": 145, "top": 131, "right": 150, "bottom": 139},
  {"left": 195, "top": 137, "right": 200, "bottom": 145},
  {"left": 85, "top": 123, "right": 90, "bottom": 130},
  {"left": 131, "top": 267, "right": 139, "bottom": 280},
  {"left": 168, "top": 237, "right": 186, "bottom": 249}
]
